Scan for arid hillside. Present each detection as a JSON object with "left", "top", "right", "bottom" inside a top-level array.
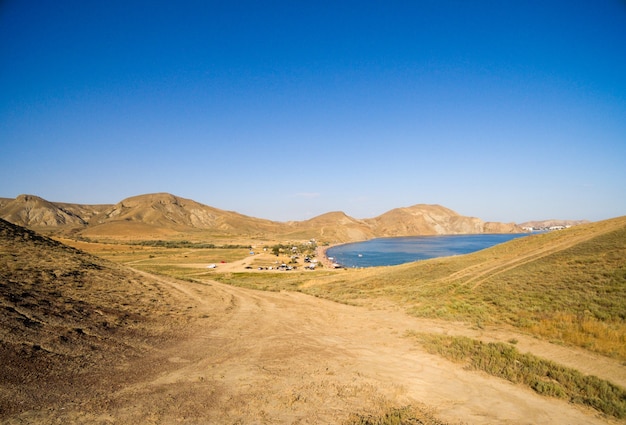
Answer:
[
  {"left": 0, "top": 194, "right": 107, "bottom": 231},
  {"left": 2, "top": 217, "right": 625, "bottom": 424},
  {"left": 284, "top": 211, "right": 376, "bottom": 241},
  {"left": 0, "top": 218, "right": 196, "bottom": 418},
  {"left": 1, "top": 193, "right": 525, "bottom": 242},
  {"left": 519, "top": 219, "right": 591, "bottom": 229},
  {"left": 365, "top": 204, "right": 520, "bottom": 236},
  {"left": 82, "top": 192, "right": 282, "bottom": 239}
]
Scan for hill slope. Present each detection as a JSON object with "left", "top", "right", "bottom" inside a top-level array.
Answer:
[
  {"left": 1, "top": 193, "right": 525, "bottom": 241},
  {"left": 0, "top": 194, "right": 106, "bottom": 230},
  {"left": 283, "top": 211, "right": 375, "bottom": 241},
  {"left": 365, "top": 204, "right": 520, "bottom": 236},
  {"left": 0, "top": 218, "right": 191, "bottom": 416},
  {"left": 1, "top": 219, "right": 613, "bottom": 424},
  {"left": 82, "top": 192, "right": 281, "bottom": 239},
  {"left": 296, "top": 216, "right": 626, "bottom": 359}
]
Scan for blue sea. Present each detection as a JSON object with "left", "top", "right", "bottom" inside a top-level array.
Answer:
[{"left": 326, "top": 233, "right": 530, "bottom": 268}]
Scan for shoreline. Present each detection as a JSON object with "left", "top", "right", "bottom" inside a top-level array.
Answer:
[
  {"left": 314, "top": 233, "right": 532, "bottom": 269},
  {"left": 315, "top": 244, "right": 342, "bottom": 269}
]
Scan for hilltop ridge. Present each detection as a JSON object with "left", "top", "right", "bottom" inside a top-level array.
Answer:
[
  {"left": 366, "top": 204, "right": 520, "bottom": 236},
  {"left": 2, "top": 192, "right": 525, "bottom": 241},
  {"left": 519, "top": 219, "right": 591, "bottom": 230}
]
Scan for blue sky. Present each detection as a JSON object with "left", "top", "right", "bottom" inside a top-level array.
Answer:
[{"left": 1, "top": 1, "right": 625, "bottom": 223}]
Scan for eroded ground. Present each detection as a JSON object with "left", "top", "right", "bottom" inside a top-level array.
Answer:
[
  {"left": 2, "top": 221, "right": 624, "bottom": 424},
  {"left": 7, "top": 272, "right": 622, "bottom": 424}
]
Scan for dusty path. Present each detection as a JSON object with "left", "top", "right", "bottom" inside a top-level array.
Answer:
[
  {"left": 21, "top": 274, "right": 623, "bottom": 424},
  {"left": 99, "top": 275, "right": 624, "bottom": 424}
]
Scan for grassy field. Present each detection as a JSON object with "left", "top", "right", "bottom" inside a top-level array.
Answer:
[
  {"left": 343, "top": 405, "right": 448, "bottom": 425},
  {"left": 411, "top": 333, "right": 626, "bottom": 419},
  {"left": 210, "top": 218, "right": 626, "bottom": 360},
  {"left": 62, "top": 216, "right": 626, "bottom": 361},
  {"left": 60, "top": 238, "right": 251, "bottom": 279},
  {"left": 51, "top": 217, "right": 626, "bottom": 421}
]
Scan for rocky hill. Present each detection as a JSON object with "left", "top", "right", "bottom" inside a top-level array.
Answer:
[
  {"left": 0, "top": 218, "right": 186, "bottom": 416},
  {"left": 82, "top": 193, "right": 281, "bottom": 238},
  {"left": 519, "top": 219, "right": 591, "bottom": 230},
  {"left": 1, "top": 193, "right": 525, "bottom": 241},
  {"left": 364, "top": 204, "right": 520, "bottom": 236},
  {"left": 285, "top": 211, "right": 375, "bottom": 241},
  {"left": 0, "top": 194, "right": 108, "bottom": 230}
]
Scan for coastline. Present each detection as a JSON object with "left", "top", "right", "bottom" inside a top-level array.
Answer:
[
  {"left": 316, "top": 233, "right": 531, "bottom": 268},
  {"left": 315, "top": 244, "right": 342, "bottom": 269}
]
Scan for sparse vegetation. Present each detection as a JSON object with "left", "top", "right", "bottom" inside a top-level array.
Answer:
[
  {"left": 68, "top": 237, "right": 251, "bottom": 249},
  {"left": 132, "top": 240, "right": 251, "bottom": 249},
  {"left": 344, "top": 405, "right": 449, "bottom": 425},
  {"left": 267, "top": 241, "right": 317, "bottom": 257},
  {"left": 61, "top": 217, "right": 626, "bottom": 362},
  {"left": 3, "top": 213, "right": 626, "bottom": 424},
  {"left": 234, "top": 218, "right": 626, "bottom": 360},
  {"left": 0, "top": 218, "right": 196, "bottom": 417},
  {"left": 411, "top": 333, "right": 626, "bottom": 419}
]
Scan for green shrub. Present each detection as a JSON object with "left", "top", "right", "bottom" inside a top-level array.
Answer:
[
  {"left": 344, "top": 406, "right": 447, "bottom": 425},
  {"left": 412, "top": 333, "right": 626, "bottom": 419}
]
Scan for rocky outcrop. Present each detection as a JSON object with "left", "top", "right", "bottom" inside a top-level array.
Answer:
[
  {"left": 519, "top": 219, "right": 590, "bottom": 229},
  {"left": 484, "top": 221, "right": 524, "bottom": 233},
  {"left": 1, "top": 193, "right": 526, "bottom": 241},
  {"left": 85, "top": 193, "right": 281, "bottom": 237},
  {"left": 365, "top": 204, "right": 524, "bottom": 236},
  {"left": 0, "top": 195, "right": 88, "bottom": 228},
  {"left": 288, "top": 211, "right": 374, "bottom": 241}
]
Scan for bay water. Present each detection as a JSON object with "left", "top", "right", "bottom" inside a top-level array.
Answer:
[{"left": 326, "top": 233, "right": 530, "bottom": 268}]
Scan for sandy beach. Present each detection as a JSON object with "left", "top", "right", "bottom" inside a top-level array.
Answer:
[{"left": 316, "top": 243, "right": 342, "bottom": 269}]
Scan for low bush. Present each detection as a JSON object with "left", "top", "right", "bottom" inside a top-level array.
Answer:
[
  {"left": 344, "top": 405, "right": 448, "bottom": 425},
  {"left": 411, "top": 333, "right": 626, "bottom": 419}
]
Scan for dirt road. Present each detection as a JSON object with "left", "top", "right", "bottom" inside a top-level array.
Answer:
[
  {"left": 16, "top": 274, "right": 622, "bottom": 424},
  {"left": 90, "top": 279, "right": 626, "bottom": 424}
]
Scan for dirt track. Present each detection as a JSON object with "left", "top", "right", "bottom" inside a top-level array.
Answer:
[{"left": 19, "top": 271, "right": 619, "bottom": 424}]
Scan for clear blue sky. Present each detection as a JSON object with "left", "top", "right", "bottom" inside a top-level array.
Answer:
[{"left": 1, "top": 1, "right": 625, "bottom": 223}]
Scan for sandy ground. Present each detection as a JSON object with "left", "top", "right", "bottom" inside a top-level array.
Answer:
[{"left": 11, "top": 270, "right": 623, "bottom": 424}]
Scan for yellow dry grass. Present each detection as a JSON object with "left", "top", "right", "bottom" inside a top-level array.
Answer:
[{"left": 62, "top": 216, "right": 626, "bottom": 360}]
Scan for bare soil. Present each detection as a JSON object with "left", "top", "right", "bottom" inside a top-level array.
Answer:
[
  {"left": 6, "top": 277, "right": 622, "bottom": 424},
  {"left": 1, "top": 220, "right": 624, "bottom": 424}
]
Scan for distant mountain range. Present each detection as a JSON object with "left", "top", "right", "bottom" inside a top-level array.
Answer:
[
  {"left": 518, "top": 219, "right": 591, "bottom": 229},
  {"left": 1, "top": 192, "right": 530, "bottom": 242}
]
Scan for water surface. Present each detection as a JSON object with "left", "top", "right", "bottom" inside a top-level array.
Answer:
[{"left": 326, "top": 233, "right": 530, "bottom": 268}]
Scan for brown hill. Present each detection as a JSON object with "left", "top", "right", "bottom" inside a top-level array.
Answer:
[
  {"left": 519, "top": 219, "right": 591, "bottom": 229},
  {"left": 82, "top": 193, "right": 281, "bottom": 239},
  {"left": 0, "top": 218, "right": 190, "bottom": 417},
  {"left": 284, "top": 211, "right": 375, "bottom": 241},
  {"left": 0, "top": 194, "right": 91, "bottom": 230},
  {"left": 365, "top": 204, "right": 521, "bottom": 236},
  {"left": 1, "top": 218, "right": 618, "bottom": 424},
  {"left": 54, "top": 201, "right": 111, "bottom": 223},
  {"left": 0, "top": 193, "right": 524, "bottom": 242}
]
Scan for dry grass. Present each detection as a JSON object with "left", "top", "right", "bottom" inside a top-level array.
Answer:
[
  {"left": 528, "top": 312, "right": 626, "bottom": 359},
  {"left": 4, "top": 216, "right": 625, "bottom": 423},
  {"left": 62, "top": 216, "right": 626, "bottom": 361},
  {"left": 294, "top": 217, "right": 626, "bottom": 360},
  {"left": 344, "top": 405, "right": 451, "bottom": 425},
  {"left": 0, "top": 219, "right": 198, "bottom": 417},
  {"left": 411, "top": 333, "right": 626, "bottom": 419}
]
